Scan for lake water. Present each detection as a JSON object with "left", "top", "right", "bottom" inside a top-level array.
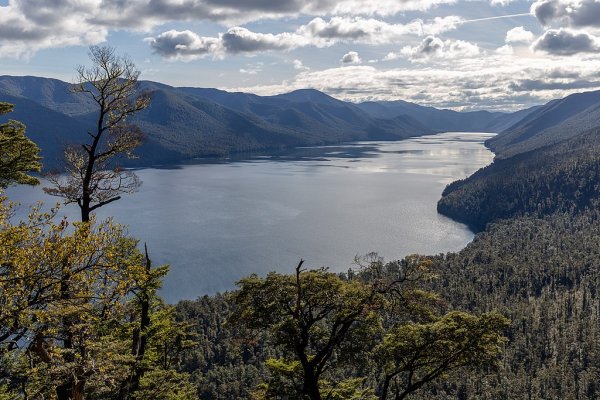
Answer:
[{"left": 6, "top": 132, "right": 494, "bottom": 302}]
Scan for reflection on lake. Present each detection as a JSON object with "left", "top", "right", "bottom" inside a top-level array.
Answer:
[{"left": 6, "top": 132, "right": 494, "bottom": 302}]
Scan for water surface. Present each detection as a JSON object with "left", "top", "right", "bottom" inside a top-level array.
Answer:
[{"left": 6, "top": 132, "right": 494, "bottom": 302}]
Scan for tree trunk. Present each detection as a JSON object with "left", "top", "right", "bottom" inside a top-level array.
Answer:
[
  {"left": 117, "top": 245, "right": 152, "bottom": 400},
  {"left": 80, "top": 189, "right": 91, "bottom": 222},
  {"left": 56, "top": 384, "right": 70, "bottom": 400},
  {"left": 380, "top": 375, "right": 393, "bottom": 400},
  {"left": 303, "top": 368, "right": 322, "bottom": 400}
]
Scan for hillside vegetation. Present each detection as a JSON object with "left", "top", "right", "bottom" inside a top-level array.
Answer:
[
  {"left": 170, "top": 91, "right": 600, "bottom": 398},
  {"left": 0, "top": 75, "right": 539, "bottom": 169},
  {"left": 487, "top": 90, "right": 600, "bottom": 158}
]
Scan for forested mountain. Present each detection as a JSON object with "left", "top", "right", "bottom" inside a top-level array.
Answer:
[
  {"left": 487, "top": 90, "right": 600, "bottom": 158},
  {"left": 4, "top": 73, "right": 600, "bottom": 398},
  {"left": 0, "top": 75, "right": 539, "bottom": 169},
  {"left": 170, "top": 92, "right": 600, "bottom": 398},
  {"left": 0, "top": 75, "right": 437, "bottom": 168},
  {"left": 356, "top": 100, "right": 540, "bottom": 133},
  {"left": 438, "top": 126, "right": 600, "bottom": 231}
]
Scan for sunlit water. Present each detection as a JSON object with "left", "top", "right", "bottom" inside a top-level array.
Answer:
[{"left": 6, "top": 132, "right": 494, "bottom": 302}]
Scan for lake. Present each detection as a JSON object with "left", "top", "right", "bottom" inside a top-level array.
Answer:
[{"left": 6, "top": 132, "right": 494, "bottom": 302}]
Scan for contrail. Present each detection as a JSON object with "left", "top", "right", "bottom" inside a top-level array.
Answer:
[{"left": 461, "top": 13, "right": 533, "bottom": 23}]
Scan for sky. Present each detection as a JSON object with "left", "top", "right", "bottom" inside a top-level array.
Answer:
[{"left": 1, "top": 0, "right": 600, "bottom": 111}]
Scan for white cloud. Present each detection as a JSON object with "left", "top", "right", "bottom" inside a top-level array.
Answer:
[
  {"left": 240, "top": 67, "right": 261, "bottom": 74},
  {"left": 490, "top": 0, "right": 517, "bottom": 5},
  {"left": 400, "top": 36, "right": 481, "bottom": 61},
  {"left": 293, "top": 59, "right": 310, "bottom": 70},
  {"left": 148, "top": 27, "right": 311, "bottom": 60},
  {"left": 229, "top": 56, "right": 600, "bottom": 111},
  {"left": 341, "top": 51, "right": 362, "bottom": 64},
  {"left": 0, "top": 0, "right": 461, "bottom": 57},
  {"left": 146, "top": 30, "right": 222, "bottom": 61},
  {"left": 0, "top": 1, "right": 107, "bottom": 57},
  {"left": 148, "top": 16, "right": 465, "bottom": 60},
  {"left": 495, "top": 44, "right": 514, "bottom": 54},
  {"left": 505, "top": 26, "right": 535, "bottom": 44},
  {"left": 297, "top": 15, "right": 462, "bottom": 44}
]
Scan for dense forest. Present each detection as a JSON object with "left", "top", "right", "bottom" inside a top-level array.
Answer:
[
  {"left": 171, "top": 105, "right": 600, "bottom": 397},
  {"left": 2, "top": 46, "right": 600, "bottom": 399}
]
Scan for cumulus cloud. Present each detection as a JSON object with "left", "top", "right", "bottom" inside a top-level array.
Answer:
[
  {"left": 341, "top": 51, "right": 362, "bottom": 64},
  {"left": 0, "top": 1, "right": 107, "bottom": 57},
  {"left": 229, "top": 57, "right": 600, "bottom": 111},
  {"left": 532, "top": 28, "right": 600, "bottom": 55},
  {"left": 221, "top": 27, "right": 308, "bottom": 53},
  {"left": 147, "top": 28, "right": 310, "bottom": 60},
  {"left": 148, "top": 15, "right": 465, "bottom": 60},
  {"left": 399, "top": 36, "right": 481, "bottom": 61},
  {"left": 296, "top": 16, "right": 462, "bottom": 44},
  {"left": 0, "top": 0, "right": 462, "bottom": 57},
  {"left": 146, "top": 30, "right": 222, "bottom": 61},
  {"left": 505, "top": 26, "right": 535, "bottom": 43},
  {"left": 532, "top": 0, "right": 600, "bottom": 28}
]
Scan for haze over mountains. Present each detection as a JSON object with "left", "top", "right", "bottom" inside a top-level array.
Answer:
[{"left": 3, "top": 75, "right": 600, "bottom": 170}]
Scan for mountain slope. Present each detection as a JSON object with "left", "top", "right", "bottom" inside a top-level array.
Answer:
[
  {"left": 0, "top": 75, "right": 437, "bottom": 168},
  {"left": 357, "top": 100, "right": 504, "bottom": 132},
  {"left": 438, "top": 126, "right": 600, "bottom": 231},
  {"left": 487, "top": 90, "right": 600, "bottom": 158}
]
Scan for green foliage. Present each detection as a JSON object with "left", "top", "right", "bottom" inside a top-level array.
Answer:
[
  {"left": 228, "top": 259, "right": 508, "bottom": 400},
  {"left": 232, "top": 262, "right": 385, "bottom": 399},
  {"left": 0, "top": 102, "right": 42, "bottom": 187},
  {"left": 0, "top": 196, "right": 196, "bottom": 399},
  {"left": 376, "top": 311, "right": 509, "bottom": 399},
  {"left": 438, "top": 127, "right": 600, "bottom": 230}
]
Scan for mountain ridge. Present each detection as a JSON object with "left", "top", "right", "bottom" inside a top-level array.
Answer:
[
  {"left": 0, "top": 74, "right": 554, "bottom": 169},
  {"left": 486, "top": 89, "right": 600, "bottom": 158}
]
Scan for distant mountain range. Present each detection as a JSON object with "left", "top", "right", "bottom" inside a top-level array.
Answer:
[{"left": 2, "top": 74, "right": 593, "bottom": 169}]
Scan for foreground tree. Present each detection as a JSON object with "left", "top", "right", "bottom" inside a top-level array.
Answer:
[
  {"left": 233, "top": 257, "right": 508, "bottom": 400},
  {"left": 45, "top": 45, "right": 149, "bottom": 222},
  {"left": 376, "top": 311, "right": 509, "bottom": 400},
  {"left": 234, "top": 260, "right": 386, "bottom": 399},
  {"left": 0, "top": 102, "right": 42, "bottom": 187},
  {"left": 0, "top": 199, "right": 196, "bottom": 399}
]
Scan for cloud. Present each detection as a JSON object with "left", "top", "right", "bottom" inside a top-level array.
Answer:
[
  {"left": 228, "top": 56, "right": 600, "bottom": 111},
  {"left": 532, "top": 0, "right": 600, "bottom": 28},
  {"left": 148, "top": 27, "right": 310, "bottom": 60},
  {"left": 148, "top": 15, "right": 465, "bottom": 60},
  {"left": 532, "top": 28, "right": 600, "bottom": 55},
  {"left": 490, "top": 0, "right": 517, "bottom": 5},
  {"left": 221, "top": 27, "right": 308, "bottom": 53},
  {"left": 297, "top": 15, "right": 462, "bottom": 44},
  {"left": 240, "top": 65, "right": 263, "bottom": 74},
  {"left": 146, "top": 30, "right": 222, "bottom": 60},
  {"left": 341, "top": 51, "right": 362, "bottom": 64},
  {"left": 496, "top": 44, "right": 514, "bottom": 54},
  {"left": 400, "top": 36, "right": 480, "bottom": 61},
  {"left": 509, "top": 78, "right": 600, "bottom": 91},
  {"left": 293, "top": 59, "right": 310, "bottom": 70},
  {"left": 505, "top": 26, "right": 535, "bottom": 43},
  {"left": 0, "top": 0, "right": 459, "bottom": 57},
  {"left": 0, "top": 1, "right": 107, "bottom": 57}
]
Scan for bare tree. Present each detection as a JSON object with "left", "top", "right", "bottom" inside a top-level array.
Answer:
[{"left": 45, "top": 45, "right": 150, "bottom": 222}]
